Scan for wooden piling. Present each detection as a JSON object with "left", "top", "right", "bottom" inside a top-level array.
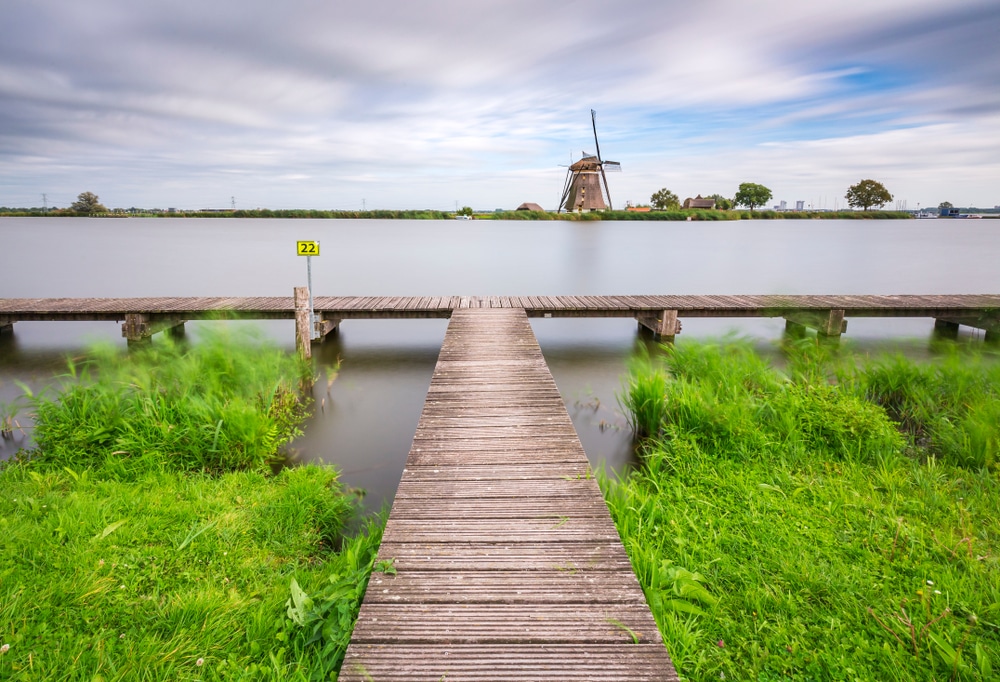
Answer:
[
  {"left": 636, "top": 309, "right": 680, "bottom": 341},
  {"left": 294, "top": 286, "right": 312, "bottom": 360},
  {"left": 121, "top": 314, "right": 187, "bottom": 344},
  {"left": 784, "top": 318, "right": 807, "bottom": 339},
  {"left": 165, "top": 322, "right": 186, "bottom": 340},
  {"left": 933, "top": 318, "right": 961, "bottom": 340},
  {"left": 783, "top": 309, "right": 846, "bottom": 338},
  {"left": 314, "top": 316, "right": 341, "bottom": 342}
]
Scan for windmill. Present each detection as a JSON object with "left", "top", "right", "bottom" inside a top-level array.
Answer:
[{"left": 558, "top": 109, "right": 621, "bottom": 213}]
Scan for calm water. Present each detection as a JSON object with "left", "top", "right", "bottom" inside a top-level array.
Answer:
[{"left": 2, "top": 217, "right": 998, "bottom": 511}]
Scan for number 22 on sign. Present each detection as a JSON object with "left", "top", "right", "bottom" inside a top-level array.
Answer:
[{"left": 297, "top": 241, "right": 320, "bottom": 256}]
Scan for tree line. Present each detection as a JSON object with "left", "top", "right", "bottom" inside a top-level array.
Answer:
[
  {"left": 12, "top": 183, "right": 903, "bottom": 218},
  {"left": 649, "top": 179, "right": 895, "bottom": 212}
]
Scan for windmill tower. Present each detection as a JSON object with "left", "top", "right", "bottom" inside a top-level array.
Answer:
[{"left": 558, "top": 110, "right": 621, "bottom": 212}]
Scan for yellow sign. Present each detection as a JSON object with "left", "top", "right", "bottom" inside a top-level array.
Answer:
[{"left": 296, "top": 241, "right": 320, "bottom": 256}]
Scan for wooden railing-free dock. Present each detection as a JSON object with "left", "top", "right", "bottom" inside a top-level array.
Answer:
[
  {"left": 2, "top": 294, "right": 999, "bottom": 349},
  {"left": 340, "top": 307, "right": 678, "bottom": 680},
  {"left": 4, "top": 294, "right": 999, "bottom": 677}
]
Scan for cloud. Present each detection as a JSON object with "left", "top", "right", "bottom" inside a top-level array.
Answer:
[{"left": 1, "top": 0, "right": 997, "bottom": 208}]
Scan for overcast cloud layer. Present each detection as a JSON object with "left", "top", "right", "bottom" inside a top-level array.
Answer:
[{"left": 2, "top": 0, "right": 998, "bottom": 210}]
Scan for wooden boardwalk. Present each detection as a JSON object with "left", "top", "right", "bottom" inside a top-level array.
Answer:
[
  {"left": 3, "top": 293, "right": 1000, "bottom": 320},
  {"left": 3, "top": 294, "right": 999, "bottom": 343},
  {"left": 339, "top": 308, "right": 678, "bottom": 681}
]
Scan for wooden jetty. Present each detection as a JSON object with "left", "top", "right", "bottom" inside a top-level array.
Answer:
[
  {"left": 2, "top": 294, "right": 999, "bottom": 352},
  {"left": 339, "top": 307, "right": 678, "bottom": 681}
]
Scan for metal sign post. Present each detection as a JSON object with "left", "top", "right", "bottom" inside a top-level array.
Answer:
[{"left": 296, "top": 240, "right": 320, "bottom": 339}]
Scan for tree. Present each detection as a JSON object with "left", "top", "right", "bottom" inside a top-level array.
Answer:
[
  {"left": 845, "top": 179, "right": 892, "bottom": 211},
  {"left": 650, "top": 188, "right": 680, "bottom": 211},
  {"left": 456, "top": 205, "right": 473, "bottom": 217},
  {"left": 733, "top": 183, "right": 772, "bottom": 212},
  {"left": 70, "top": 191, "right": 107, "bottom": 215},
  {"left": 707, "top": 193, "right": 733, "bottom": 210},
  {"left": 938, "top": 201, "right": 953, "bottom": 209}
]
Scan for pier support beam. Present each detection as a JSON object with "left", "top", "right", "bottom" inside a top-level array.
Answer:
[
  {"left": 934, "top": 315, "right": 1000, "bottom": 344},
  {"left": 294, "top": 287, "right": 312, "bottom": 360},
  {"left": 932, "top": 318, "right": 961, "bottom": 341},
  {"left": 784, "top": 319, "right": 807, "bottom": 339},
  {"left": 314, "top": 316, "right": 341, "bottom": 343},
  {"left": 636, "top": 309, "right": 681, "bottom": 341},
  {"left": 783, "top": 309, "right": 846, "bottom": 343},
  {"left": 122, "top": 314, "right": 186, "bottom": 346},
  {"left": 0, "top": 316, "right": 12, "bottom": 336}
]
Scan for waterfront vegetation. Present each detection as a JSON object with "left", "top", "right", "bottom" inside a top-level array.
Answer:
[
  {"left": 606, "top": 340, "right": 1000, "bottom": 681},
  {"left": 488, "top": 209, "right": 914, "bottom": 221},
  {"left": 0, "top": 333, "right": 383, "bottom": 680},
  {"left": 0, "top": 206, "right": 919, "bottom": 220}
]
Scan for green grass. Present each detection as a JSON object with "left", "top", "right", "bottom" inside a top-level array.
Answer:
[
  {"left": 21, "top": 332, "right": 311, "bottom": 475},
  {"left": 1, "top": 332, "right": 384, "bottom": 680},
  {"left": 606, "top": 340, "right": 1000, "bottom": 681},
  {"left": 843, "top": 352, "right": 1000, "bottom": 469}
]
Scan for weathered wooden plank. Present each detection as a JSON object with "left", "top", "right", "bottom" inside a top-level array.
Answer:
[
  {"left": 375, "top": 541, "right": 636, "bottom": 571},
  {"left": 390, "top": 478, "right": 603, "bottom": 498},
  {"left": 400, "top": 463, "right": 593, "bottom": 480},
  {"left": 364, "top": 571, "right": 649, "bottom": 604},
  {"left": 341, "top": 644, "right": 679, "bottom": 682},
  {"left": 350, "top": 603, "right": 662, "bottom": 644},
  {"left": 388, "top": 498, "right": 612, "bottom": 519}
]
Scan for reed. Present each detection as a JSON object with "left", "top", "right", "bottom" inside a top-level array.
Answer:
[
  {"left": 844, "top": 351, "right": 1000, "bottom": 469},
  {"left": 23, "top": 329, "right": 311, "bottom": 476}
]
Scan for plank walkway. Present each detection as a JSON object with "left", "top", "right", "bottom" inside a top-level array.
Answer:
[
  {"left": 339, "top": 308, "right": 678, "bottom": 681},
  {"left": 3, "top": 293, "right": 1000, "bottom": 320}
]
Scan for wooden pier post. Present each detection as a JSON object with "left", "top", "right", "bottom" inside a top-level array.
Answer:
[
  {"left": 636, "top": 310, "right": 681, "bottom": 341},
  {"left": 933, "top": 315, "right": 1000, "bottom": 344},
  {"left": 784, "top": 319, "right": 807, "bottom": 339},
  {"left": 294, "top": 286, "right": 312, "bottom": 360},
  {"left": 933, "top": 318, "right": 961, "bottom": 341},
  {"left": 783, "top": 309, "right": 846, "bottom": 342},
  {"left": 0, "top": 316, "right": 12, "bottom": 336},
  {"left": 122, "top": 314, "right": 186, "bottom": 346},
  {"left": 314, "top": 316, "right": 341, "bottom": 343},
  {"left": 165, "top": 322, "right": 186, "bottom": 340}
]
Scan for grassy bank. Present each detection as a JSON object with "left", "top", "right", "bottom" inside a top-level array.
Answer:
[
  {"left": 0, "top": 333, "right": 383, "bottom": 680},
  {"left": 606, "top": 341, "right": 999, "bottom": 681}
]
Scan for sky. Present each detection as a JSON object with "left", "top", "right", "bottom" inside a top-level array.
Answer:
[{"left": 2, "top": 0, "right": 999, "bottom": 211}]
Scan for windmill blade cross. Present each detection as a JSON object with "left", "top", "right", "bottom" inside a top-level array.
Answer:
[{"left": 591, "top": 109, "right": 603, "bottom": 163}]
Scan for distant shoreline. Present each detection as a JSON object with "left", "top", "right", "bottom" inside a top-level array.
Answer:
[{"left": 0, "top": 208, "right": 946, "bottom": 220}]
